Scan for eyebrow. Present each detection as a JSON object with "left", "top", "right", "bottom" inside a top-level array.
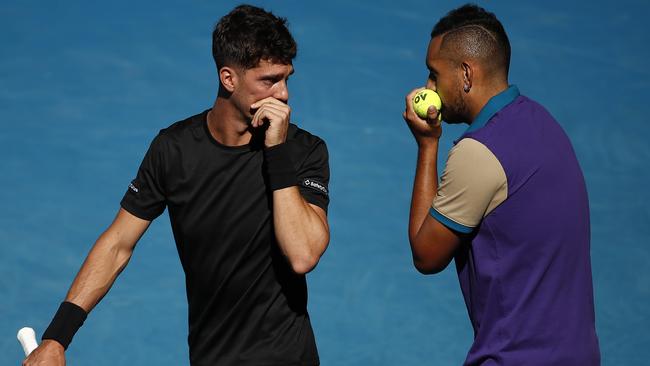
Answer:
[{"left": 260, "top": 69, "right": 294, "bottom": 80}]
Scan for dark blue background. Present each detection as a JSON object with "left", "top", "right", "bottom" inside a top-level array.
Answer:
[{"left": 2, "top": 1, "right": 648, "bottom": 364}]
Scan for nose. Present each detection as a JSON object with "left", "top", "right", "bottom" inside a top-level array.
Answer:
[
  {"left": 426, "top": 78, "right": 436, "bottom": 91},
  {"left": 273, "top": 80, "right": 289, "bottom": 103}
]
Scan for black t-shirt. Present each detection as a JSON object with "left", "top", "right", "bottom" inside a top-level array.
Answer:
[{"left": 120, "top": 110, "right": 329, "bottom": 366}]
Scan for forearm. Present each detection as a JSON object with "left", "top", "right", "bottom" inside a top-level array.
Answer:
[
  {"left": 28, "top": 209, "right": 147, "bottom": 362},
  {"left": 403, "top": 87, "right": 458, "bottom": 274},
  {"left": 409, "top": 141, "right": 439, "bottom": 243},
  {"left": 65, "top": 230, "right": 134, "bottom": 312},
  {"left": 272, "top": 187, "right": 329, "bottom": 274}
]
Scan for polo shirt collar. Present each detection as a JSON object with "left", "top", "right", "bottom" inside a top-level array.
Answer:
[{"left": 464, "top": 85, "right": 520, "bottom": 134}]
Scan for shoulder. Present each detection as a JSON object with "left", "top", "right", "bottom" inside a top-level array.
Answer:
[
  {"left": 497, "top": 95, "right": 556, "bottom": 124},
  {"left": 157, "top": 110, "right": 208, "bottom": 141},
  {"left": 147, "top": 109, "right": 209, "bottom": 151},
  {"left": 433, "top": 137, "right": 508, "bottom": 229},
  {"left": 446, "top": 138, "right": 506, "bottom": 191},
  {"left": 467, "top": 94, "right": 562, "bottom": 150},
  {"left": 451, "top": 138, "right": 495, "bottom": 159},
  {"left": 287, "top": 123, "right": 328, "bottom": 152},
  {"left": 287, "top": 123, "right": 326, "bottom": 145},
  {"left": 139, "top": 110, "right": 208, "bottom": 161},
  {"left": 448, "top": 138, "right": 502, "bottom": 173},
  {"left": 286, "top": 124, "right": 329, "bottom": 171}
]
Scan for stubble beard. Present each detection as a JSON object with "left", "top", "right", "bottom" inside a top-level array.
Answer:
[{"left": 442, "top": 87, "right": 470, "bottom": 124}]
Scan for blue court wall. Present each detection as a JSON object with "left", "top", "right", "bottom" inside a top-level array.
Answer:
[{"left": 1, "top": 1, "right": 648, "bottom": 364}]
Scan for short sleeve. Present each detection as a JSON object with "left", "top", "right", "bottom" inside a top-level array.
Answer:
[
  {"left": 430, "top": 138, "right": 508, "bottom": 234},
  {"left": 120, "top": 134, "right": 168, "bottom": 221},
  {"left": 296, "top": 140, "right": 330, "bottom": 212}
]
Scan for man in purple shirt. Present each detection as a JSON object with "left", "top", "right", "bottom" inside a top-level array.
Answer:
[{"left": 403, "top": 4, "right": 600, "bottom": 365}]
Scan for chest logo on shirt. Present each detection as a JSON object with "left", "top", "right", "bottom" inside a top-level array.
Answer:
[{"left": 302, "top": 178, "right": 328, "bottom": 195}]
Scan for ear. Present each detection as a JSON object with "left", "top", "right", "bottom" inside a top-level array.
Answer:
[
  {"left": 219, "top": 66, "right": 237, "bottom": 93},
  {"left": 461, "top": 61, "right": 473, "bottom": 93}
]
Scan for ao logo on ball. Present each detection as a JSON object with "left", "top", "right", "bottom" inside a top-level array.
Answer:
[{"left": 412, "top": 89, "right": 442, "bottom": 120}]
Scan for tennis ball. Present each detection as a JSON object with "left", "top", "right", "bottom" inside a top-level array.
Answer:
[{"left": 412, "top": 89, "right": 442, "bottom": 121}]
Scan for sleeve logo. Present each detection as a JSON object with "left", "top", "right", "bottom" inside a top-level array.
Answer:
[
  {"left": 128, "top": 181, "right": 140, "bottom": 193},
  {"left": 302, "top": 178, "right": 328, "bottom": 195}
]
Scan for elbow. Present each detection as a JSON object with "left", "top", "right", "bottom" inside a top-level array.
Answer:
[
  {"left": 409, "top": 236, "right": 452, "bottom": 275},
  {"left": 288, "top": 254, "right": 320, "bottom": 275},
  {"left": 287, "top": 238, "right": 327, "bottom": 275},
  {"left": 412, "top": 257, "right": 447, "bottom": 275},
  {"left": 107, "top": 238, "right": 135, "bottom": 268},
  {"left": 115, "top": 245, "right": 134, "bottom": 265},
  {"left": 285, "top": 232, "right": 329, "bottom": 275}
]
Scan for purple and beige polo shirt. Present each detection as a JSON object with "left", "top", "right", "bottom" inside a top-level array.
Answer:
[{"left": 430, "top": 86, "right": 600, "bottom": 365}]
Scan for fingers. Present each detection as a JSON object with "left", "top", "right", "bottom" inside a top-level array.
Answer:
[
  {"left": 404, "top": 87, "right": 441, "bottom": 126},
  {"left": 403, "top": 87, "right": 443, "bottom": 142},
  {"left": 249, "top": 96, "right": 291, "bottom": 147},
  {"left": 250, "top": 97, "right": 287, "bottom": 110},
  {"left": 251, "top": 106, "right": 283, "bottom": 128},
  {"left": 22, "top": 342, "right": 65, "bottom": 366},
  {"left": 425, "top": 105, "right": 441, "bottom": 126},
  {"left": 404, "top": 87, "right": 426, "bottom": 115},
  {"left": 250, "top": 97, "right": 290, "bottom": 128},
  {"left": 251, "top": 102, "right": 290, "bottom": 128}
]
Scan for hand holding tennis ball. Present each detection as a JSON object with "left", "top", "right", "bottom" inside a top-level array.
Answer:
[{"left": 412, "top": 89, "right": 442, "bottom": 121}]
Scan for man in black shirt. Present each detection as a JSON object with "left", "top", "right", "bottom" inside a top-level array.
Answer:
[{"left": 24, "top": 5, "right": 330, "bottom": 366}]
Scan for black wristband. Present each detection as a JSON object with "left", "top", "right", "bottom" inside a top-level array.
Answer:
[
  {"left": 264, "top": 143, "right": 298, "bottom": 191},
  {"left": 42, "top": 301, "right": 88, "bottom": 350}
]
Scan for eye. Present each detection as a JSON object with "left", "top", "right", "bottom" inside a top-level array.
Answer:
[{"left": 428, "top": 71, "right": 437, "bottom": 81}]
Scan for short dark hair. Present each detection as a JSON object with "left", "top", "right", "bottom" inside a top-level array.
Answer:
[
  {"left": 212, "top": 5, "right": 297, "bottom": 70},
  {"left": 431, "top": 4, "right": 511, "bottom": 76}
]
